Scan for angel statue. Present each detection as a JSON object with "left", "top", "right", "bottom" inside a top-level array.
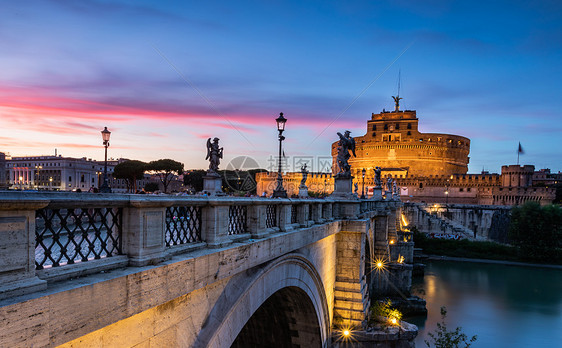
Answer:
[
  {"left": 335, "top": 130, "right": 356, "bottom": 177},
  {"left": 300, "top": 163, "right": 308, "bottom": 187},
  {"left": 392, "top": 95, "right": 403, "bottom": 111},
  {"left": 206, "top": 137, "right": 223, "bottom": 173},
  {"left": 386, "top": 175, "right": 394, "bottom": 192},
  {"left": 374, "top": 166, "right": 382, "bottom": 188}
]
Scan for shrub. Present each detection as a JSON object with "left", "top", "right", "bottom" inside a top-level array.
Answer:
[{"left": 425, "top": 306, "right": 477, "bottom": 348}]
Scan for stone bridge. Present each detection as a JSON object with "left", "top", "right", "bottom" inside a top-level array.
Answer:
[
  {"left": 404, "top": 202, "right": 511, "bottom": 242},
  {"left": 0, "top": 193, "right": 415, "bottom": 347}
]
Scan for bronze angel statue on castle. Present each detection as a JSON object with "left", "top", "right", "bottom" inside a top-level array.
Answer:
[{"left": 206, "top": 137, "right": 223, "bottom": 173}]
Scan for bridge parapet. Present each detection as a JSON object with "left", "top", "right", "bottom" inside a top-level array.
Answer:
[
  {"left": 0, "top": 192, "right": 390, "bottom": 300},
  {"left": 0, "top": 192, "right": 403, "bottom": 347}
]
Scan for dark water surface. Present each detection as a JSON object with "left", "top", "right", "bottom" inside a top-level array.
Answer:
[{"left": 408, "top": 260, "right": 562, "bottom": 347}]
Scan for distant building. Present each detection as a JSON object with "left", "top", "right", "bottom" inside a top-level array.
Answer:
[
  {"left": 4, "top": 154, "right": 183, "bottom": 193},
  {"left": 6, "top": 155, "right": 112, "bottom": 191},
  {"left": 0, "top": 152, "right": 6, "bottom": 189}
]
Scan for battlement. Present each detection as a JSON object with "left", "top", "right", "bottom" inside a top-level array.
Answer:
[{"left": 371, "top": 109, "right": 417, "bottom": 121}]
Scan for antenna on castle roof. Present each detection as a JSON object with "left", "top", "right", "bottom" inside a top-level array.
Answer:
[
  {"left": 392, "top": 69, "right": 403, "bottom": 111},
  {"left": 397, "top": 69, "right": 401, "bottom": 98}
]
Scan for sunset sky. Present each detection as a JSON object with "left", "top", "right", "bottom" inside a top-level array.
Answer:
[{"left": 1, "top": 0, "right": 561, "bottom": 173}]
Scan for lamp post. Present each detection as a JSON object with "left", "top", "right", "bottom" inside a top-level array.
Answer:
[
  {"left": 272, "top": 112, "right": 288, "bottom": 198},
  {"left": 49, "top": 177, "right": 53, "bottom": 191},
  {"left": 445, "top": 175, "right": 452, "bottom": 217},
  {"left": 100, "top": 127, "right": 112, "bottom": 193},
  {"left": 361, "top": 168, "right": 366, "bottom": 199}
]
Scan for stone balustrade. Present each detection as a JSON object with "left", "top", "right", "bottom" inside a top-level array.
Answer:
[{"left": 0, "top": 192, "right": 387, "bottom": 300}]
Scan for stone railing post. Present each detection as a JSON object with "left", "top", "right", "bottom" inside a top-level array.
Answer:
[
  {"left": 373, "top": 214, "right": 389, "bottom": 259},
  {"left": 387, "top": 203, "right": 399, "bottom": 243},
  {"left": 123, "top": 199, "right": 171, "bottom": 266},
  {"left": 247, "top": 200, "right": 268, "bottom": 239},
  {"left": 333, "top": 200, "right": 360, "bottom": 220},
  {"left": 301, "top": 203, "right": 311, "bottom": 227},
  {"left": 278, "top": 200, "right": 293, "bottom": 232},
  {"left": 316, "top": 202, "right": 325, "bottom": 223},
  {"left": 0, "top": 195, "right": 49, "bottom": 300},
  {"left": 201, "top": 200, "right": 231, "bottom": 248},
  {"left": 323, "top": 201, "right": 333, "bottom": 221}
]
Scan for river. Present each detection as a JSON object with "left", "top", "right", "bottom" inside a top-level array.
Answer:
[{"left": 407, "top": 260, "right": 562, "bottom": 347}]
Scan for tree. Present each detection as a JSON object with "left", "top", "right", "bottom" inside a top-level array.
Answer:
[
  {"left": 425, "top": 307, "right": 477, "bottom": 348},
  {"left": 509, "top": 202, "right": 562, "bottom": 261},
  {"left": 146, "top": 159, "right": 184, "bottom": 193},
  {"left": 144, "top": 182, "right": 159, "bottom": 193},
  {"left": 113, "top": 160, "right": 146, "bottom": 193},
  {"left": 183, "top": 170, "right": 205, "bottom": 192}
]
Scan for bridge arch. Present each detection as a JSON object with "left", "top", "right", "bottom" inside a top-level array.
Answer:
[{"left": 196, "top": 253, "right": 331, "bottom": 348}]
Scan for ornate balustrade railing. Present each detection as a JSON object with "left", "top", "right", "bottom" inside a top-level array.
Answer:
[
  {"left": 0, "top": 192, "right": 394, "bottom": 299},
  {"left": 166, "top": 205, "right": 202, "bottom": 245},
  {"left": 35, "top": 206, "right": 123, "bottom": 269},
  {"left": 291, "top": 204, "right": 298, "bottom": 224},
  {"left": 265, "top": 204, "right": 277, "bottom": 228},
  {"left": 228, "top": 205, "right": 248, "bottom": 235}
]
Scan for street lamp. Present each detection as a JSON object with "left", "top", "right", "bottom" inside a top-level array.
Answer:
[
  {"left": 49, "top": 177, "right": 53, "bottom": 191},
  {"left": 100, "top": 127, "right": 112, "bottom": 193},
  {"left": 361, "top": 168, "right": 366, "bottom": 199},
  {"left": 272, "top": 112, "right": 288, "bottom": 198},
  {"left": 19, "top": 176, "right": 23, "bottom": 190}
]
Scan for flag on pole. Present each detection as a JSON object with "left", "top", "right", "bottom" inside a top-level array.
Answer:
[{"left": 518, "top": 142, "right": 524, "bottom": 154}]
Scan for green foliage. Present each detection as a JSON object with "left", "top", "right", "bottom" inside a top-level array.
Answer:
[
  {"left": 413, "top": 230, "right": 520, "bottom": 262},
  {"left": 219, "top": 169, "right": 266, "bottom": 195},
  {"left": 369, "top": 299, "right": 402, "bottom": 327},
  {"left": 509, "top": 202, "right": 562, "bottom": 262},
  {"left": 425, "top": 307, "right": 477, "bottom": 348},
  {"left": 183, "top": 170, "right": 206, "bottom": 192},
  {"left": 144, "top": 182, "right": 159, "bottom": 192},
  {"left": 308, "top": 191, "right": 328, "bottom": 198},
  {"left": 145, "top": 159, "right": 184, "bottom": 193},
  {"left": 113, "top": 160, "right": 146, "bottom": 193}
]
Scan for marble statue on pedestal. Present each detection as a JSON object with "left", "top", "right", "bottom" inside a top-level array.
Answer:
[{"left": 206, "top": 137, "right": 223, "bottom": 174}]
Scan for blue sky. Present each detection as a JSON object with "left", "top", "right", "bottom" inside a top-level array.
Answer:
[{"left": 1, "top": 0, "right": 561, "bottom": 173}]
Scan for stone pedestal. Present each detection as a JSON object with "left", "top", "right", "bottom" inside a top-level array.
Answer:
[
  {"left": 371, "top": 187, "right": 383, "bottom": 201},
  {"left": 0, "top": 200, "right": 49, "bottom": 300},
  {"left": 203, "top": 173, "right": 224, "bottom": 196},
  {"left": 331, "top": 175, "right": 357, "bottom": 200},
  {"left": 298, "top": 185, "right": 308, "bottom": 198}
]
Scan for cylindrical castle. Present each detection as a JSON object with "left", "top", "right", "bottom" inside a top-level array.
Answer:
[{"left": 331, "top": 98, "right": 470, "bottom": 178}]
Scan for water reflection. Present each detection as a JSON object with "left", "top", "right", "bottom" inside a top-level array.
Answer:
[{"left": 409, "top": 261, "right": 562, "bottom": 347}]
